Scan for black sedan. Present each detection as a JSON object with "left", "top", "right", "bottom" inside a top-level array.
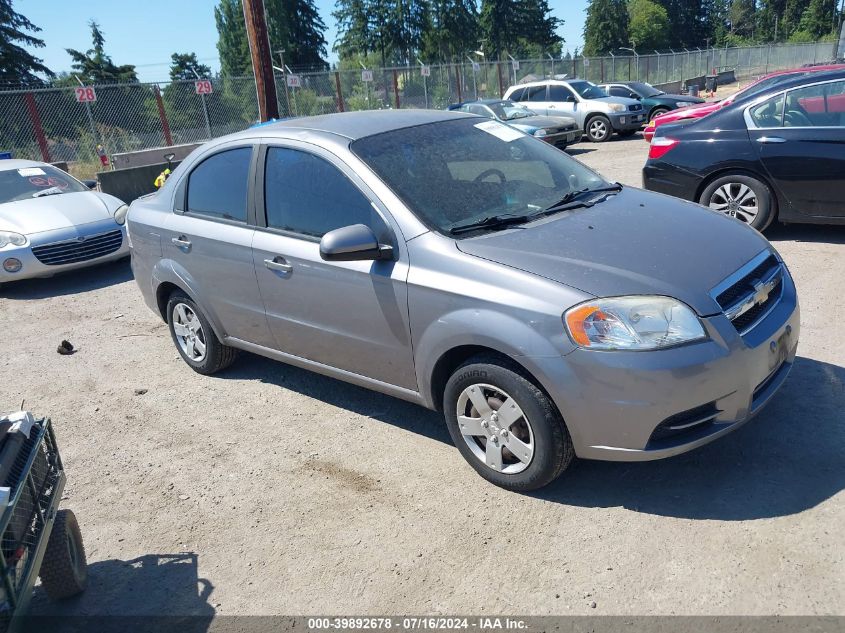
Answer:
[{"left": 643, "top": 69, "right": 845, "bottom": 230}]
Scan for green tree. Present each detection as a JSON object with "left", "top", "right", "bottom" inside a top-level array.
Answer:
[
  {"left": 65, "top": 20, "right": 137, "bottom": 83},
  {"left": 424, "top": 0, "right": 479, "bottom": 61},
  {"left": 728, "top": 0, "right": 757, "bottom": 39},
  {"left": 169, "top": 53, "right": 212, "bottom": 81},
  {"left": 215, "top": 0, "right": 251, "bottom": 76},
  {"left": 480, "top": 0, "right": 561, "bottom": 58},
  {"left": 0, "top": 0, "right": 53, "bottom": 86},
  {"left": 267, "top": 0, "right": 328, "bottom": 69},
  {"left": 795, "top": 0, "right": 836, "bottom": 38},
  {"left": 655, "top": 0, "right": 711, "bottom": 48},
  {"left": 628, "top": 0, "right": 670, "bottom": 50},
  {"left": 583, "top": 0, "right": 629, "bottom": 55}
]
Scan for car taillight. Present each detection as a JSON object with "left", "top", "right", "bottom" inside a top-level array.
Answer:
[{"left": 648, "top": 137, "right": 679, "bottom": 159}]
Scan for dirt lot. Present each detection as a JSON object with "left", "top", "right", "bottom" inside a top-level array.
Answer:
[{"left": 2, "top": 134, "right": 843, "bottom": 618}]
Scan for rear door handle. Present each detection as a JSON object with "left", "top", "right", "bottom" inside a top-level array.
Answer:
[
  {"left": 757, "top": 136, "right": 787, "bottom": 144},
  {"left": 264, "top": 257, "right": 293, "bottom": 275},
  {"left": 171, "top": 236, "right": 192, "bottom": 251}
]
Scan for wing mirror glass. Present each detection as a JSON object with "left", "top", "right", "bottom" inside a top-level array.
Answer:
[
  {"left": 319, "top": 224, "right": 393, "bottom": 262},
  {"left": 82, "top": 179, "right": 98, "bottom": 190}
]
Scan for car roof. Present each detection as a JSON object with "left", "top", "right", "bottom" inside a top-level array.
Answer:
[
  {"left": 0, "top": 158, "right": 49, "bottom": 172},
  {"left": 508, "top": 78, "right": 587, "bottom": 89},
  {"left": 236, "top": 109, "right": 475, "bottom": 142},
  {"left": 734, "top": 68, "right": 845, "bottom": 104}
]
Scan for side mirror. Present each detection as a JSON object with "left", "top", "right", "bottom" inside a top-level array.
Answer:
[
  {"left": 82, "top": 179, "right": 97, "bottom": 190},
  {"left": 319, "top": 224, "right": 393, "bottom": 262},
  {"left": 164, "top": 153, "right": 176, "bottom": 162}
]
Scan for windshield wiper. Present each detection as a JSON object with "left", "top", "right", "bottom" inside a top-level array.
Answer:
[
  {"left": 541, "top": 184, "right": 622, "bottom": 214},
  {"left": 32, "top": 187, "right": 63, "bottom": 198},
  {"left": 449, "top": 213, "right": 531, "bottom": 235}
]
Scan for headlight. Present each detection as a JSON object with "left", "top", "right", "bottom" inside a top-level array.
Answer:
[
  {"left": 114, "top": 204, "right": 129, "bottom": 226},
  {"left": 533, "top": 129, "right": 547, "bottom": 138},
  {"left": 564, "top": 296, "right": 707, "bottom": 351},
  {"left": 0, "top": 231, "right": 26, "bottom": 248},
  {"left": 675, "top": 102, "right": 691, "bottom": 108},
  {"left": 607, "top": 103, "right": 626, "bottom": 112}
]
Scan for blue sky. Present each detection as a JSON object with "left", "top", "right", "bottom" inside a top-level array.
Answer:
[{"left": 21, "top": 0, "right": 590, "bottom": 82}]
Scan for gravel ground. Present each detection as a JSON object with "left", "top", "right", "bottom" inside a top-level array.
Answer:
[{"left": 2, "top": 133, "right": 843, "bottom": 619}]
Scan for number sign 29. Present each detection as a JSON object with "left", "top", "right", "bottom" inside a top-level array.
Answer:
[{"left": 195, "top": 80, "right": 214, "bottom": 95}]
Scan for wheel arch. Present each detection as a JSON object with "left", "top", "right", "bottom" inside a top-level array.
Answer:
[
  {"left": 694, "top": 167, "right": 781, "bottom": 222},
  {"left": 150, "top": 261, "right": 227, "bottom": 341}
]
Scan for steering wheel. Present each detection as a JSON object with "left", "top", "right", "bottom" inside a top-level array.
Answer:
[
  {"left": 474, "top": 168, "right": 507, "bottom": 183},
  {"left": 785, "top": 110, "right": 812, "bottom": 127}
]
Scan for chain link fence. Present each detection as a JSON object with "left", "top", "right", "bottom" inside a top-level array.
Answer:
[{"left": 0, "top": 41, "right": 836, "bottom": 167}]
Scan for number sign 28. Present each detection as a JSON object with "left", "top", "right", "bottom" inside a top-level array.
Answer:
[{"left": 74, "top": 86, "right": 97, "bottom": 103}]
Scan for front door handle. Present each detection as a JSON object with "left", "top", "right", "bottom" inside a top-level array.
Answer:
[
  {"left": 171, "top": 236, "right": 192, "bottom": 251},
  {"left": 757, "top": 136, "right": 787, "bottom": 144},
  {"left": 264, "top": 257, "right": 293, "bottom": 275}
]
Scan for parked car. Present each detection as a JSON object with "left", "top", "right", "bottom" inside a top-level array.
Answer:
[
  {"left": 453, "top": 99, "right": 581, "bottom": 149},
  {"left": 598, "top": 81, "right": 704, "bottom": 121},
  {"left": 643, "top": 63, "right": 845, "bottom": 141},
  {"left": 128, "top": 110, "right": 799, "bottom": 491},
  {"left": 503, "top": 79, "right": 645, "bottom": 142},
  {"left": 0, "top": 159, "right": 128, "bottom": 286},
  {"left": 643, "top": 70, "right": 845, "bottom": 230}
]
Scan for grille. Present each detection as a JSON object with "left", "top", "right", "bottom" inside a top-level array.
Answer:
[
  {"left": 649, "top": 402, "right": 720, "bottom": 443},
  {"left": 715, "top": 255, "right": 783, "bottom": 334},
  {"left": 628, "top": 104, "right": 643, "bottom": 112},
  {"left": 31, "top": 229, "right": 123, "bottom": 266}
]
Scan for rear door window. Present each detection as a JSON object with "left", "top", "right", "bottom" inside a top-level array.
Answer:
[
  {"left": 526, "top": 85, "right": 548, "bottom": 102},
  {"left": 785, "top": 80, "right": 845, "bottom": 127},
  {"left": 186, "top": 147, "right": 252, "bottom": 222},
  {"left": 508, "top": 87, "right": 526, "bottom": 102}
]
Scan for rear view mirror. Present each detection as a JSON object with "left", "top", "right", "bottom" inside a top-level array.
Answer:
[
  {"left": 82, "top": 179, "right": 97, "bottom": 190},
  {"left": 319, "top": 224, "right": 393, "bottom": 262}
]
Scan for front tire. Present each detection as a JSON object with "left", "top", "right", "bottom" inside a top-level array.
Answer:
[
  {"left": 39, "top": 509, "right": 87, "bottom": 600},
  {"left": 649, "top": 107, "right": 669, "bottom": 121},
  {"left": 166, "top": 291, "right": 238, "bottom": 375},
  {"left": 443, "top": 356, "right": 574, "bottom": 491},
  {"left": 585, "top": 115, "right": 612, "bottom": 142},
  {"left": 699, "top": 173, "right": 775, "bottom": 231}
]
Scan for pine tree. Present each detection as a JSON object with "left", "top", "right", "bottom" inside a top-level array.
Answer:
[
  {"left": 583, "top": 0, "right": 629, "bottom": 55},
  {"left": 215, "top": 0, "right": 251, "bottom": 76},
  {"left": 266, "top": 0, "right": 328, "bottom": 70},
  {"left": 424, "top": 0, "right": 479, "bottom": 61},
  {"left": 629, "top": 0, "right": 670, "bottom": 50},
  {"left": 169, "top": 53, "right": 212, "bottom": 81},
  {"left": 0, "top": 0, "right": 53, "bottom": 86},
  {"left": 656, "top": 0, "right": 711, "bottom": 47},
  {"left": 66, "top": 21, "right": 137, "bottom": 83},
  {"left": 334, "top": 0, "right": 373, "bottom": 59},
  {"left": 796, "top": 0, "right": 836, "bottom": 38}
]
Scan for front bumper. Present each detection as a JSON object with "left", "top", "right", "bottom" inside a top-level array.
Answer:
[
  {"left": 527, "top": 272, "right": 800, "bottom": 461},
  {"left": 543, "top": 129, "right": 582, "bottom": 148},
  {"left": 609, "top": 111, "right": 647, "bottom": 130},
  {"left": 0, "top": 221, "right": 128, "bottom": 283}
]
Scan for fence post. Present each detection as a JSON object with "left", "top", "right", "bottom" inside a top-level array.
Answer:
[
  {"left": 24, "top": 92, "right": 51, "bottom": 163},
  {"left": 334, "top": 72, "right": 345, "bottom": 112},
  {"left": 456, "top": 64, "right": 462, "bottom": 103},
  {"left": 153, "top": 86, "right": 173, "bottom": 146},
  {"left": 392, "top": 69, "right": 401, "bottom": 109},
  {"left": 497, "top": 62, "right": 504, "bottom": 97},
  {"left": 600, "top": 57, "right": 605, "bottom": 82},
  {"left": 572, "top": 56, "right": 576, "bottom": 78},
  {"left": 628, "top": 57, "right": 632, "bottom": 80}
]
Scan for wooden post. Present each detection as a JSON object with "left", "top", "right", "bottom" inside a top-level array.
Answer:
[
  {"left": 392, "top": 69, "right": 401, "bottom": 109},
  {"left": 497, "top": 62, "right": 504, "bottom": 97},
  {"left": 242, "top": 0, "right": 279, "bottom": 121},
  {"left": 455, "top": 64, "right": 462, "bottom": 103},
  {"left": 334, "top": 72, "right": 345, "bottom": 112},
  {"left": 153, "top": 86, "right": 173, "bottom": 146},
  {"left": 24, "top": 93, "right": 51, "bottom": 163}
]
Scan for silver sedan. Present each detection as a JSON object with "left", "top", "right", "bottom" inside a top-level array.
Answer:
[{"left": 0, "top": 160, "right": 129, "bottom": 285}]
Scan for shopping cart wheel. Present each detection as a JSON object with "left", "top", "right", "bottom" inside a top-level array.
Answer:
[{"left": 38, "top": 509, "right": 88, "bottom": 600}]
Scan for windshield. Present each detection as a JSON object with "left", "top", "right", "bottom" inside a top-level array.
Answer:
[
  {"left": 569, "top": 80, "right": 609, "bottom": 99},
  {"left": 629, "top": 81, "right": 663, "bottom": 98},
  {"left": 0, "top": 165, "right": 88, "bottom": 204},
  {"left": 351, "top": 118, "right": 608, "bottom": 236},
  {"left": 486, "top": 101, "right": 534, "bottom": 120}
]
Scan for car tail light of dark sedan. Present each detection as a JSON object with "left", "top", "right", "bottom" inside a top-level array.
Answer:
[{"left": 648, "top": 137, "right": 680, "bottom": 160}]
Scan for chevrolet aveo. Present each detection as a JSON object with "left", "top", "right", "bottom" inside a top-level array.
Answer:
[{"left": 127, "top": 110, "right": 799, "bottom": 491}]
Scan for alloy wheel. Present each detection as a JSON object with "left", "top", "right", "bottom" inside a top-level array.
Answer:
[
  {"left": 172, "top": 302, "right": 207, "bottom": 362},
  {"left": 455, "top": 383, "right": 535, "bottom": 474},
  {"left": 588, "top": 119, "right": 609, "bottom": 141},
  {"left": 708, "top": 182, "right": 759, "bottom": 223}
]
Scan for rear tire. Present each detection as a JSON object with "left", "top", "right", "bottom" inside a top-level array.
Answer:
[
  {"left": 166, "top": 291, "right": 238, "bottom": 375},
  {"left": 39, "top": 509, "right": 87, "bottom": 600},
  {"left": 585, "top": 115, "right": 612, "bottom": 142},
  {"left": 443, "top": 356, "right": 574, "bottom": 491},
  {"left": 699, "top": 173, "right": 775, "bottom": 231}
]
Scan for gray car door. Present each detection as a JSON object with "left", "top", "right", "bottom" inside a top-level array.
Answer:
[
  {"left": 165, "top": 143, "right": 273, "bottom": 347},
  {"left": 251, "top": 142, "right": 417, "bottom": 390}
]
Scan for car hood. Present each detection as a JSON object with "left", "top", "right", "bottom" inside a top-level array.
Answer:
[
  {"left": 658, "top": 93, "right": 705, "bottom": 104},
  {"left": 510, "top": 115, "right": 577, "bottom": 130},
  {"left": 455, "top": 187, "right": 770, "bottom": 316},
  {"left": 594, "top": 96, "right": 640, "bottom": 107},
  {"left": 0, "top": 191, "right": 123, "bottom": 235}
]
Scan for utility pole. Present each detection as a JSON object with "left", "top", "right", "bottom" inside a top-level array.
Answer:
[{"left": 242, "top": 0, "right": 279, "bottom": 121}]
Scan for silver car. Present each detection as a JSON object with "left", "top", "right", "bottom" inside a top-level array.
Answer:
[
  {"left": 0, "top": 159, "right": 128, "bottom": 286},
  {"left": 504, "top": 79, "right": 646, "bottom": 142},
  {"left": 455, "top": 99, "right": 581, "bottom": 150},
  {"left": 127, "top": 111, "right": 799, "bottom": 491}
]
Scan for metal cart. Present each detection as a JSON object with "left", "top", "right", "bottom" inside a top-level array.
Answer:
[{"left": 0, "top": 414, "right": 86, "bottom": 630}]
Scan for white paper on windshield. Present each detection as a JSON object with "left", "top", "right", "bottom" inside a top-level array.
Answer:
[
  {"left": 474, "top": 120, "right": 524, "bottom": 142},
  {"left": 17, "top": 167, "right": 45, "bottom": 177}
]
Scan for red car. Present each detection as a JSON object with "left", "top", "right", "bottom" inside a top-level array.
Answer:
[{"left": 643, "top": 64, "right": 845, "bottom": 142}]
